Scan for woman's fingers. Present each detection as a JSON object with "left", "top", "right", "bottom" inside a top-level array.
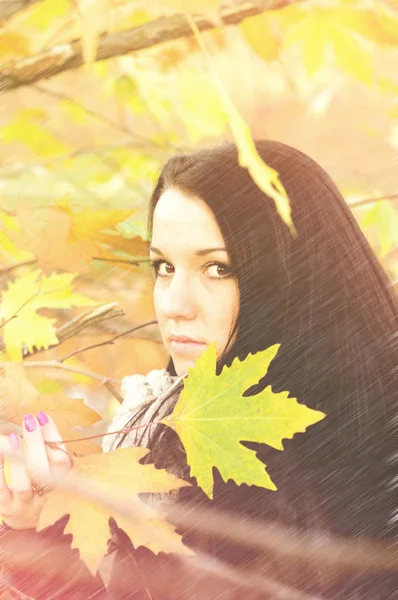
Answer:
[
  {"left": 22, "top": 414, "right": 50, "bottom": 483},
  {"left": 7, "top": 432, "right": 33, "bottom": 504},
  {"left": 37, "top": 412, "right": 71, "bottom": 478},
  {"left": 0, "top": 436, "right": 12, "bottom": 511}
]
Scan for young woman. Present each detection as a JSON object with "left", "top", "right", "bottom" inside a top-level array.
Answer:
[{"left": 0, "top": 139, "right": 397, "bottom": 599}]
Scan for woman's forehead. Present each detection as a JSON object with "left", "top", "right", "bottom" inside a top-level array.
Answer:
[{"left": 152, "top": 188, "right": 225, "bottom": 246}]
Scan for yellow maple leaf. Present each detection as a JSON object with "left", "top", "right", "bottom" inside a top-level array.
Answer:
[
  {"left": 329, "top": 21, "right": 374, "bottom": 87},
  {"left": 0, "top": 212, "right": 34, "bottom": 263},
  {"left": 0, "top": 362, "right": 39, "bottom": 420},
  {"left": 0, "top": 269, "right": 101, "bottom": 361},
  {"left": 187, "top": 16, "right": 296, "bottom": 237},
  {"left": 158, "top": 0, "right": 221, "bottom": 23},
  {"left": 284, "top": 10, "right": 329, "bottom": 78},
  {"left": 38, "top": 448, "right": 192, "bottom": 574},
  {"left": 325, "top": 6, "right": 398, "bottom": 48},
  {"left": 163, "top": 343, "right": 325, "bottom": 498},
  {"left": 240, "top": 12, "right": 280, "bottom": 62},
  {"left": 2, "top": 111, "right": 72, "bottom": 159},
  {"left": 178, "top": 71, "right": 228, "bottom": 144},
  {"left": 0, "top": 31, "right": 31, "bottom": 60}
]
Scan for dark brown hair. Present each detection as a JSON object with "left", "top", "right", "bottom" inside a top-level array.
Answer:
[{"left": 146, "top": 139, "right": 397, "bottom": 544}]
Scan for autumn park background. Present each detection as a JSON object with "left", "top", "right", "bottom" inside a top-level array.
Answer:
[{"left": 0, "top": 0, "right": 397, "bottom": 590}]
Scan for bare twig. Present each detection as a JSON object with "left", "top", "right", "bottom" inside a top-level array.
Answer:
[
  {"left": 349, "top": 192, "right": 398, "bottom": 209},
  {"left": 93, "top": 256, "right": 151, "bottom": 266},
  {"left": 103, "top": 380, "right": 124, "bottom": 403},
  {"left": 54, "top": 302, "right": 125, "bottom": 346},
  {"left": 59, "top": 319, "right": 158, "bottom": 362},
  {"left": 13, "top": 302, "right": 125, "bottom": 358},
  {"left": 0, "top": 260, "right": 37, "bottom": 274},
  {"left": 46, "top": 420, "right": 166, "bottom": 446},
  {"left": 0, "top": 0, "right": 304, "bottom": 92},
  {"left": 23, "top": 359, "right": 120, "bottom": 384},
  {"left": 31, "top": 84, "right": 171, "bottom": 152}
]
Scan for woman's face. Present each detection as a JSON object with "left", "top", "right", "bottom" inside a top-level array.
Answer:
[{"left": 150, "top": 187, "right": 240, "bottom": 376}]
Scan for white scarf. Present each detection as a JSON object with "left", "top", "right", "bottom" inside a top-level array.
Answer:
[{"left": 102, "top": 368, "right": 184, "bottom": 453}]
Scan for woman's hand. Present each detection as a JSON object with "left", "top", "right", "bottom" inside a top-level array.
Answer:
[{"left": 0, "top": 412, "right": 72, "bottom": 530}]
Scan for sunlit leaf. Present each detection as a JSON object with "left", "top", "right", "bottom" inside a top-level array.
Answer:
[
  {"left": 163, "top": 343, "right": 325, "bottom": 498},
  {"left": 158, "top": 0, "right": 221, "bottom": 22},
  {"left": 2, "top": 110, "right": 72, "bottom": 159},
  {"left": 23, "top": 0, "right": 71, "bottom": 31},
  {"left": 360, "top": 201, "right": 398, "bottom": 256},
  {"left": 0, "top": 212, "right": 34, "bottom": 263},
  {"left": 0, "top": 31, "right": 31, "bottom": 60},
  {"left": 38, "top": 448, "right": 192, "bottom": 574},
  {"left": 330, "top": 21, "right": 374, "bottom": 87},
  {"left": 240, "top": 12, "right": 280, "bottom": 62},
  {"left": 0, "top": 269, "right": 101, "bottom": 361},
  {"left": 59, "top": 100, "right": 90, "bottom": 124},
  {"left": 178, "top": 71, "right": 228, "bottom": 144}
]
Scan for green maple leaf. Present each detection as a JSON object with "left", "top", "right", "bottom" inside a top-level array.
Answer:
[{"left": 163, "top": 342, "right": 325, "bottom": 498}]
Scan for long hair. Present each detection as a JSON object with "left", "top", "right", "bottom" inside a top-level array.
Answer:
[{"left": 146, "top": 139, "right": 397, "bottom": 545}]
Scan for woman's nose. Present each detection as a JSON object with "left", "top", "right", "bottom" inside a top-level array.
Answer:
[{"left": 160, "top": 275, "right": 197, "bottom": 320}]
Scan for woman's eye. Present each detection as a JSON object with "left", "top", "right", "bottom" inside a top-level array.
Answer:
[
  {"left": 150, "top": 259, "right": 173, "bottom": 277},
  {"left": 206, "top": 263, "right": 232, "bottom": 279}
]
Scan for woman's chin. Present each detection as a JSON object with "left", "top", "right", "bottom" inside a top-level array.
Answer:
[{"left": 172, "top": 354, "right": 206, "bottom": 376}]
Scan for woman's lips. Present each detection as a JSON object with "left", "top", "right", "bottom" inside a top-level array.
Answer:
[{"left": 170, "top": 340, "right": 207, "bottom": 355}]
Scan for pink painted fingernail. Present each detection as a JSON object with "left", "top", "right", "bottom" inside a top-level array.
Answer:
[
  {"left": 9, "top": 433, "right": 19, "bottom": 449},
  {"left": 24, "top": 414, "right": 36, "bottom": 432},
  {"left": 37, "top": 411, "right": 49, "bottom": 426}
]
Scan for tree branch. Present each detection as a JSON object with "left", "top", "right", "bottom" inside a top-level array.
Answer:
[
  {"left": 23, "top": 359, "right": 120, "bottom": 383},
  {"left": 3, "top": 302, "right": 126, "bottom": 358},
  {"left": 0, "top": 0, "right": 302, "bottom": 92},
  {"left": 59, "top": 319, "right": 158, "bottom": 362},
  {"left": 54, "top": 302, "right": 125, "bottom": 346},
  {"left": 348, "top": 192, "right": 398, "bottom": 209}
]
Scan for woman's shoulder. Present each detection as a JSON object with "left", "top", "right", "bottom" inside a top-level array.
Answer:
[{"left": 102, "top": 368, "right": 182, "bottom": 452}]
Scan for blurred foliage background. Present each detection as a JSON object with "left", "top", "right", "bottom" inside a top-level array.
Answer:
[{"left": 0, "top": 0, "right": 397, "bottom": 428}]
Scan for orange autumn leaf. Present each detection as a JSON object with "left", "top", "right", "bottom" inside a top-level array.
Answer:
[
  {"left": 0, "top": 362, "right": 39, "bottom": 419},
  {"left": 15, "top": 206, "right": 97, "bottom": 273},
  {"left": 13, "top": 393, "right": 103, "bottom": 456},
  {"left": 38, "top": 447, "right": 192, "bottom": 574},
  {"left": 10, "top": 199, "right": 146, "bottom": 273},
  {"left": 0, "top": 363, "right": 102, "bottom": 455}
]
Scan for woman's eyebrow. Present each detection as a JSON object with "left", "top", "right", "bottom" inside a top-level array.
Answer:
[{"left": 149, "top": 246, "right": 227, "bottom": 256}]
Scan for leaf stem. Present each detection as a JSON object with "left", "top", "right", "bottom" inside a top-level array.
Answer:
[{"left": 59, "top": 319, "right": 158, "bottom": 362}]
